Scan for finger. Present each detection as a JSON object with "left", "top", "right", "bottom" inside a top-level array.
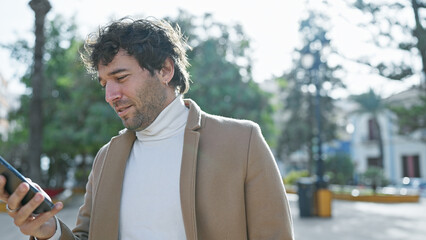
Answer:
[
  {"left": 30, "top": 202, "right": 63, "bottom": 229},
  {"left": 13, "top": 192, "right": 45, "bottom": 226},
  {"left": 24, "top": 179, "right": 52, "bottom": 201},
  {"left": 19, "top": 202, "right": 63, "bottom": 238},
  {"left": 0, "top": 175, "right": 10, "bottom": 200},
  {"left": 7, "top": 182, "right": 29, "bottom": 211},
  {"left": 25, "top": 178, "right": 39, "bottom": 191},
  {"left": 29, "top": 182, "right": 52, "bottom": 201}
]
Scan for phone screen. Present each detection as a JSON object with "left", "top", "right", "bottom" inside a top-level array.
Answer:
[{"left": 0, "top": 156, "right": 54, "bottom": 214}]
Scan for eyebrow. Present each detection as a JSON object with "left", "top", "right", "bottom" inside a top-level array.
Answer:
[{"left": 98, "top": 68, "right": 128, "bottom": 83}]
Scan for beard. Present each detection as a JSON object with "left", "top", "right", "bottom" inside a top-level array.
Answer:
[{"left": 117, "top": 76, "right": 168, "bottom": 131}]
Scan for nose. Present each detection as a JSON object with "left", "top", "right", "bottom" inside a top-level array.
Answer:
[{"left": 105, "top": 81, "right": 122, "bottom": 104}]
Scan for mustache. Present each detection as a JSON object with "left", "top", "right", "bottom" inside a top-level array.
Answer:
[{"left": 113, "top": 100, "right": 133, "bottom": 109}]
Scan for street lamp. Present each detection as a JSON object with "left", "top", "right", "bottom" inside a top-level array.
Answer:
[{"left": 301, "top": 53, "right": 326, "bottom": 189}]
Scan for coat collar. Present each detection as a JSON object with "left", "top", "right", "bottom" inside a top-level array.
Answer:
[
  {"left": 90, "top": 99, "right": 202, "bottom": 240},
  {"left": 89, "top": 129, "right": 136, "bottom": 240},
  {"left": 180, "top": 99, "right": 202, "bottom": 240},
  {"left": 183, "top": 99, "right": 202, "bottom": 131}
]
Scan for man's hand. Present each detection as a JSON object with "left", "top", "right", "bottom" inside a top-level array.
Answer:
[{"left": 0, "top": 175, "right": 63, "bottom": 239}]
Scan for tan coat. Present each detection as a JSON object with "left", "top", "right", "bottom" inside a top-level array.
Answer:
[{"left": 55, "top": 99, "right": 294, "bottom": 240}]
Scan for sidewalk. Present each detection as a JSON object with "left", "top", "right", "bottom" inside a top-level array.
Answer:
[
  {"left": 1, "top": 193, "right": 425, "bottom": 240},
  {"left": 289, "top": 194, "right": 426, "bottom": 240}
]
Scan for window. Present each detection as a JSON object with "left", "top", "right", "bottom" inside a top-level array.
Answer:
[
  {"left": 402, "top": 155, "right": 421, "bottom": 178},
  {"left": 368, "top": 118, "right": 379, "bottom": 140},
  {"left": 367, "top": 157, "right": 381, "bottom": 168}
]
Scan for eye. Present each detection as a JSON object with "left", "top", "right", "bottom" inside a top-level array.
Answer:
[{"left": 117, "top": 74, "right": 129, "bottom": 81}]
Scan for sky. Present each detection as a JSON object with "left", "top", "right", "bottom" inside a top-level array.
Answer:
[{"left": 0, "top": 0, "right": 422, "bottom": 99}]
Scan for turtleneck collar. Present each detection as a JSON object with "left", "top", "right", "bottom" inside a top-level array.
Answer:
[{"left": 135, "top": 96, "right": 188, "bottom": 142}]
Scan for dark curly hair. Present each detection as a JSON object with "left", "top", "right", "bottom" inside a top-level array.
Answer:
[{"left": 81, "top": 17, "right": 191, "bottom": 94}]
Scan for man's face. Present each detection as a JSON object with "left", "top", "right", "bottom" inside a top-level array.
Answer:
[{"left": 98, "top": 49, "right": 170, "bottom": 131}]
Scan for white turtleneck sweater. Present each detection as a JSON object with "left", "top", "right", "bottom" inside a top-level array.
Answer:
[
  {"left": 119, "top": 96, "right": 188, "bottom": 240},
  {"left": 47, "top": 97, "right": 188, "bottom": 240}
]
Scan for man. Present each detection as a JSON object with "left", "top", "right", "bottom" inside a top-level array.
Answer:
[{"left": 0, "top": 18, "right": 294, "bottom": 240}]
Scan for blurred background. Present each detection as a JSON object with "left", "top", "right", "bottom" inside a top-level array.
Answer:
[{"left": 0, "top": 0, "right": 425, "bottom": 239}]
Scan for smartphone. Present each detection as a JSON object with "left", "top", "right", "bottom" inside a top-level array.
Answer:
[{"left": 0, "top": 155, "right": 54, "bottom": 214}]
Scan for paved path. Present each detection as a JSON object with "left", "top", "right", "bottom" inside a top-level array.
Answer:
[
  {"left": 288, "top": 194, "right": 426, "bottom": 240},
  {"left": 1, "top": 194, "right": 425, "bottom": 239}
]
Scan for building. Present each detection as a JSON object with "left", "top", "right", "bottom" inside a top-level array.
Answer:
[
  {"left": 260, "top": 77, "right": 426, "bottom": 185},
  {"left": 348, "top": 87, "right": 426, "bottom": 184}
]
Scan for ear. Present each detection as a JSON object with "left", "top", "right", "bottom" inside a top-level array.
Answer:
[{"left": 160, "top": 57, "right": 175, "bottom": 85}]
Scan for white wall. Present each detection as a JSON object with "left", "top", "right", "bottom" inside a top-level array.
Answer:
[{"left": 350, "top": 110, "right": 426, "bottom": 184}]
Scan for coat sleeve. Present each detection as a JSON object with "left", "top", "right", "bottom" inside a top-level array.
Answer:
[
  {"left": 29, "top": 145, "right": 109, "bottom": 240},
  {"left": 28, "top": 172, "right": 93, "bottom": 240},
  {"left": 64, "top": 143, "right": 109, "bottom": 240},
  {"left": 245, "top": 124, "right": 294, "bottom": 240},
  {"left": 64, "top": 169, "right": 95, "bottom": 240}
]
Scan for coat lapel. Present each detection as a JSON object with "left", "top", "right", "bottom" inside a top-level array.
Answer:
[
  {"left": 90, "top": 130, "right": 136, "bottom": 240},
  {"left": 180, "top": 99, "right": 202, "bottom": 240},
  {"left": 89, "top": 100, "right": 201, "bottom": 240}
]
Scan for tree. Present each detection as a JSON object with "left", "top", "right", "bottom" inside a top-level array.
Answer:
[
  {"left": 346, "top": 0, "right": 425, "bottom": 87},
  {"left": 4, "top": 12, "right": 274, "bottom": 187},
  {"left": 340, "top": 0, "right": 426, "bottom": 146},
  {"left": 362, "top": 166, "right": 389, "bottom": 193},
  {"left": 325, "top": 154, "right": 354, "bottom": 186},
  {"left": 276, "top": 8, "right": 345, "bottom": 174},
  {"left": 3, "top": 16, "right": 123, "bottom": 187},
  {"left": 351, "top": 89, "right": 386, "bottom": 168},
  {"left": 390, "top": 94, "right": 426, "bottom": 138},
  {"left": 40, "top": 17, "right": 123, "bottom": 187},
  {"left": 27, "top": 0, "right": 51, "bottom": 184},
  {"left": 167, "top": 11, "right": 276, "bottom": 142}
]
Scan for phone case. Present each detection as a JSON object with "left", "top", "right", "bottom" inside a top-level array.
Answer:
[{"left": 0, "top": 156, "right": 54, "bottom": 214}]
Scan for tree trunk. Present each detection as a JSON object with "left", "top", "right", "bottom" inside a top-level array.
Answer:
[
  {"left": 307, "top": 86, "right": 314, "bottom": 176},
  {"left": 27, "top": 0, "right": 51, "bottom": 185},
  {"left": 373, "top": 116, "right": 384, "bottom": 169},
  {"left": 411, "top": 0, "right": 426, "bottom": 89}
]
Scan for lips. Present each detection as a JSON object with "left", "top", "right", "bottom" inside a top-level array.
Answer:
[{"left": 115, "top": 105, "right": 132, "bottom": 117}]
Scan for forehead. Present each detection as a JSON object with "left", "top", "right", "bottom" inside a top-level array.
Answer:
[
  {"left": 97, "top": 50, "right": 140, "bottom": 77},
  {"left": 98, "top": 50, "right": 137, "bottom": 70}
]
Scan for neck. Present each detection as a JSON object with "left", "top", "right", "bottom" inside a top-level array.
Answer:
[{"left": 135, "top": 95, "right": 188, "bottom": 142}]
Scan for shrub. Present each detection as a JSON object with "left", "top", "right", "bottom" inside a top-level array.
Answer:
[{"left": 283, "top": 170, "right": 309, "bottom": 185}]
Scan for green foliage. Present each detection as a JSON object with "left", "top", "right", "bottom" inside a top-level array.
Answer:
[
  {"left": 347, "top": 0, "right": 425, "bottom": 81},
  {"left": 324, "top": 154, "right": 354, "bottom": 185},
  {"left": 361, "top": 166, "right": 389, "bottom": 187},
  {"left": 276, "top": 9, "right": 344, "bottom": 170},
  {"left": 168, "top": 11, "right": 276, "bottom": 143},
  {"left": 283, "top": 170, "right": 309, "bottom": 186},
  {"left": 4, "top": 15, "right": 122, "bottom": 187},
  {"left": 74, "top": 167, "right": 91, "bottom": 188},
  {"left": 390, "top": 95, "right": 426, "bottom": 136},
  {"left": 350, "top": 89, "right": 385, "bottom": 115},
  {"left": 4, "top": 12, "right": 276, "bottom": 187}
]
